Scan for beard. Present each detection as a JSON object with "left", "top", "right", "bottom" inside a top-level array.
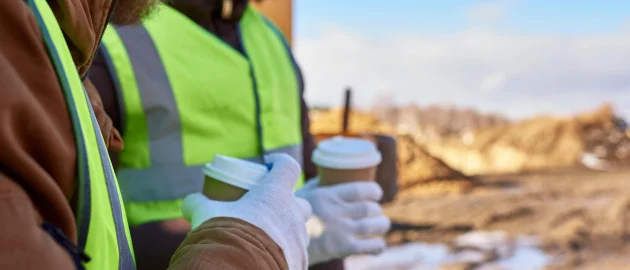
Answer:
[{"left": 109, "top": 0, "right": 161, "bottom": 25}]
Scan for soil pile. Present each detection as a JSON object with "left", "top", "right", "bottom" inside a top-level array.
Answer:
[
  {"left": 580, "top": 105, "right": 630, "bottom": 169},
  {"left": 396, "top": 135, "right": 476, "bottom": 196},
  {"left": 310, "top": 104, "right": 630, "bottom": 190},
  {"left": 420, "top": 104, "right": 630, "bottom": 175}
]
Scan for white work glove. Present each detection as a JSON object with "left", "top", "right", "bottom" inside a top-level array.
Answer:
[
  {"left": 296, "top": 178, "right": 391, "bottom": 265},
  {"left": 183, "top": 154, "right": 312, "bottom": 270}
]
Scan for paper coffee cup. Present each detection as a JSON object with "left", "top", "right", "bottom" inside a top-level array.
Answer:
[
  {"left": 202, "top": 155, "right": 268, "bottom": 201},
  {"left": 312, "top": 136, "right": 382, "bottom": 186}
]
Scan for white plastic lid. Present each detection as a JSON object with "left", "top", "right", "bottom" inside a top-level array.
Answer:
[
  {"left": 312, "top": 136, "right": 382, "bottom": 169},
  {"left": 202, "top": 155, "right": 268, "bottom": 190}
]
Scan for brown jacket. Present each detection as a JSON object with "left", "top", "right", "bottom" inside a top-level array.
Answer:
[
  {"left": 0, "top": 0, "right": 287, "bottom": 269},
  {"left": 89, "top": 0, "right": 343, "bottom": 269}
]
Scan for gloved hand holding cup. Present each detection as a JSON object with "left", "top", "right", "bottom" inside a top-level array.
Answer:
[
  {"left": 183, "top": 153, "right": 312, "bottom": 270},
  {"left": 300, "top": 136, "right": 391, "bottom": 265}
]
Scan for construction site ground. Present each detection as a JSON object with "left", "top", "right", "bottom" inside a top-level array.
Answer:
[{"left": 376, "top": 166, "right": 630, "bottom": 269}]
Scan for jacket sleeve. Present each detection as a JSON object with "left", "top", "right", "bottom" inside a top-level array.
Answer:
[
  {"left": 169, "top": 217, "right": 288, "bottom": 270},
  {"left": 0, "top": 2, "right": 82, "bottom": 269}
]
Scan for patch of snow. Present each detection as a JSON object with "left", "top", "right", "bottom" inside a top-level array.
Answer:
[
  {"left": 581, "top": 153, "right": 612, "bottom": 171},
  {"left": 344, "top": 231, "right": 551, "bottom": 270},
  {"left": 513, "top": 235, "right": 540, "bottom": 248},
  {"left": 455, "top": 231, "right": 507, "bottom": 251},
  {"left": 492, "top": 245, "right": 550, "bottom": 270},
  {"left": 451, "top": 249, "right": 488, "bottom": 264},
  {"left": 345, "top": 243, "right": 449, "bottom": 270}
]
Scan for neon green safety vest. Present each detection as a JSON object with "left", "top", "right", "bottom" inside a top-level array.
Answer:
[
  {"left": 100, "top": 3, "right": 304, "bottom": 226},
  {"left": 27, "top": 0, "right": 135, "bottom": 268}
]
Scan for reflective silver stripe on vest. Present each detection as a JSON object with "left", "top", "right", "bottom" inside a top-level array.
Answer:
[
  {"left": 86, "top": 92, "right": 136, "bottom": 269},
  {"left": 110, "top": 25, "right": 198, "bottom": 203},
  {"left": 107, "top": 25, "right": 303, "bottom": 203}
]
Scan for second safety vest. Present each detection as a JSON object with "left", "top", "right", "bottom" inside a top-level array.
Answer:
[
  {"left": 100, "top": 4, "right": 303, "bottom": 226},
  {"left": 28, "top": 0, "right": 135, "bottom": 268}
]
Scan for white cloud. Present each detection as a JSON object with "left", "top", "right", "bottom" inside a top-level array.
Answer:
[{"left": 294, "top": 19, "right": 630, "bottom": 119}]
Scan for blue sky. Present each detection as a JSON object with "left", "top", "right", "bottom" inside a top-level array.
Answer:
[
  {"left": 292, "top": 1, "right": 630, "bottom": 119},
  {"left": 296, "top": 0, "right": 630, "bottom": 38}
]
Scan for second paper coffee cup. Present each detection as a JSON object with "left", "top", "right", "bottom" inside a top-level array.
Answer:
[
  {"left": 202, "top": 155, "right": 268, "bottom": 201},
  {"left": 312, "top": 136, "right": 382, "bottom": 186}
]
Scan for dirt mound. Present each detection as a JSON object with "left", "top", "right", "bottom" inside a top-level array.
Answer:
[
  {"left": 309, "top": 104, "right": 630, "bottom": 188},
  {"left": 580, "top": 106, "right": 630, "bottom": 169},
  {"left": 421, "top": 104, "right": 630, "bottom": 175},
  {"left": 396, "top": 136, "right": 476, "bottom": 196}
]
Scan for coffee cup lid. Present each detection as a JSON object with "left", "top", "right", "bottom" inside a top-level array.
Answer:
[
  {"left": 202, "top": 155, "right": 268, "bottom": 190},
  {"left": 312, "top": 136, "right": 382, "bottom": 169}
]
